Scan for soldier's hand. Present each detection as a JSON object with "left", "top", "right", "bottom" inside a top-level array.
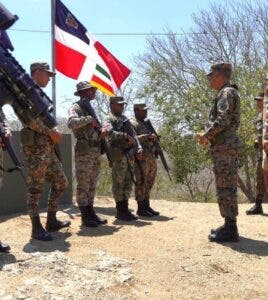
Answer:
[
  {"left": 4, "top": 128, "right": 11, "bottom": 139},
  {"left": 263, "top": 139, "right": 268, "bottom": 152},
  {"left": 124, "top": 133, "right": 135, "bottom": 146},
  {"left": 197, "top": 132, "right": 209, "bottom": 146},
  {"left": 49, "top": 129, "right": 62, "bottom": 144},
  {"left": 135, "top": 148, "right": 143, "bottom": 160},
  {"left": 100, "top": 128, "right": 108, "bottom": 139},
  {"left": 148, "top": 133, "right": 157, "bottom": 142},
  {"left": 90, "top": 118, "right": 98, "bottom": 128}
]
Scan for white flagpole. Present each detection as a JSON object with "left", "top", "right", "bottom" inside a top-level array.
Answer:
[{"left": 51, "top": 0, "right": 56, "bottom": 117}]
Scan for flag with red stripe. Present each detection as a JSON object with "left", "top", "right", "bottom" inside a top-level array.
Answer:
[{"left": 54, "top": 0, "right": 131, "bottom": 96}]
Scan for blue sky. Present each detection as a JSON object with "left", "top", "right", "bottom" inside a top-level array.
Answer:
[{"left": 2, "top": 0, "right": 213, "bottom": 117}]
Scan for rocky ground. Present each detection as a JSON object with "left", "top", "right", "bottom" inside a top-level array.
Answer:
[{"left": 0, "top": 198, "right": 267, "bottom": 300}]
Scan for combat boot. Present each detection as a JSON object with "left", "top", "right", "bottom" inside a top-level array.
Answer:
[
  {"left": 124, "top": 200, "right": 138, "bottom": 220},
  {"left": 79, "top": 206, "right": 98, "bottom": 227},
  {"left": 115, "top": 201, "right": 136, "bottom": 221},
  {"left": 46, "top": 211, "right": 71, "bottom": 232},
  {"left": 0, "top": 241, "right": 10, "bottom": 253},
  {"left": 31, "top": 216, "right": 53, "bottom": 241},
  {"left": 137, "top": 200, "right": 153, "bottom": 217},
  {"left": 144, "top": 198, "right": 160, "bottom": 216},
  {"left": 246, "top": 198, "right": 263, "bottom": 215},
  {"left": 88, "top": 204, "right": 107, "bottom": 225},
  {"left": 209, "top": 217, "right": 239, "bottom": 243}
]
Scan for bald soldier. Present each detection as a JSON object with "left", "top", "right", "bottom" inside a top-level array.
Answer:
[
  {"left": 0, "top": 108, "right": 11, "bottom": 252},
  {"left": 246, "top": 93, "right": 265, "bottom": 215},
  {"left": 19, "top": 62, "right": 70, "bottom": 241},
  {"left": 130, "top": 103, "right": 159, "bottom": 216},
  {"left": 198, "top": 62, "right": 240, "bottom": 242},
  {"left": 67, "top": 81, "right": 108, "bottom": 227}
]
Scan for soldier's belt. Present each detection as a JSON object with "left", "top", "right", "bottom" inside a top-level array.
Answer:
[
  {"left": 76, "top": 138, "right": 100, "bottom": 147},
  {"left": 211, "top": 131, "right": 237, "bottom": 145}
]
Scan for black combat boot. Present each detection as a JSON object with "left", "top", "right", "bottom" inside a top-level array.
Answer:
[
  {"left": 31, "top": 216, "right": 53, "bottom": 241},
  {"left": 144, "top": 198, "right": 160, "bottom": 216},
  {"left": 137, "top": 201, "right": 153, "bottom": 217},
  {"left": 46, "top": 211, "right": 71, "bottom": 232},
  {"left": 88, "top": 204, "right": 107, "bottom": 225},
  {"left": 79, "top": 206, "right": 98, "bottom": 227},
  {"left": 124, "top": 200, "right": 138, "bottom": 220},
  {"left": 0, "top": 241, "right": 10, "bottom": 253},
  {"left": 116, "top": 201, "right": 136, "bottom": 221},
  {"left": 209, "top": 217, "right": 239, "bottom": 243},
  {"left": 246, "top": 197, "right": 263, "bottom": 215}
]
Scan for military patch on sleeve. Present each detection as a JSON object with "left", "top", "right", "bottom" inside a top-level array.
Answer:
[{"left": 217, "top": 98, "right": 229, "bottom": 113}]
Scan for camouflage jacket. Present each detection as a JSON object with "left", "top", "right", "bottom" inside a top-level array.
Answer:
[
  {"left": 130, "top": 117, "right": 157, "bottom": 156},
  {"left": 67, "top": 100, "right": 99, "bottom": 144},
  {"left": 204, "top": 84, "right": 240, "bottom": 147},
  {"left": 105, "top": 112, "right": 137, "bottom": 160}
]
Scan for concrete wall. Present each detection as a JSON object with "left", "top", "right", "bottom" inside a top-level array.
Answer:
[{"left": 0, "top": 132, "right": 73, "bottom": 215}]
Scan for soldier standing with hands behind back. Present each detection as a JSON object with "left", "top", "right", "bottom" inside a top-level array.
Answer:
[{"left": 197, "top": 62, "right": 240, "bottom": 243}]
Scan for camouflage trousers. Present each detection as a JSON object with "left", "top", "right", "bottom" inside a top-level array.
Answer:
[
  {"left": 112, "top": 156, "right": 134, "bottom": 203},
  {"left": 23, "top": 145, "right": 68, "bottom": 217},
  {"left": 211, "top": 145, "right": 239, "bottom": 220},
  {"left": 256, "top": 150, "right": 265, "bottom": 200},
  {"left": 135, "top": 153, "right": 157, "bottom": 202},
  {"left": 75, "top": 148, "right": 101, "bottom": 207}
]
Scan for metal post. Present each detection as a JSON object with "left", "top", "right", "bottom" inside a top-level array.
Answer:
[{"left": 51, "top": 0, "right": 56, "bottom": 118}]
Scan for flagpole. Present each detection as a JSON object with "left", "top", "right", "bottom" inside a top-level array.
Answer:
[{"left": 51, "top": 0, "right": 56, "bottom": 118}]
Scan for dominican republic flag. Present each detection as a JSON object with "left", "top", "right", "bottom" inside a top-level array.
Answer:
[
  {"left": 55, "top": 0, "right": 131, "bottom": 96},
  {"left": 0, "top": 30, "right": 14, "bottom": 51}
]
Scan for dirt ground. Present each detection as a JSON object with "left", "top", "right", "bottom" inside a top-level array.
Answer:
[{"left": 0, "top": 198, "right": 267, "bottom": 300}]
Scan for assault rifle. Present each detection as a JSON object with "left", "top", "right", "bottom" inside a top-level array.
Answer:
[
  {"left": 143, "top": 118, "right": 172, "bottom": 181},
  {"left": 0, "top": 116, "right": 26, "bottom": 183},
  {"left": 0, "top": 3, "right": 57, "bottom": 129},
  {"left": 79, "top": 99, "right": 113, "bottom": 166},
  {"left": 123, "top": 118, "right": 144, "bottom": 184}
]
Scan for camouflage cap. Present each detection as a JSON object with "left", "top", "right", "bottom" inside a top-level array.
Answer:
[
  {"left": 74, "top": 81, "right": 95, "bottom": 96},
  {"left": 206, "top": 62, "right": 232, "bottom": 76},
  {"left": 254, "top": 92, "right": 264, "bottom": 101},
  {"left": 134, "top": 103, "right": 148, "bottom": 110},
  {"left": 109, "top": 96, "right": 126, "bottom": 104},
  {"left": 30, "top": 61, "right": 56, "bottom": 76}
]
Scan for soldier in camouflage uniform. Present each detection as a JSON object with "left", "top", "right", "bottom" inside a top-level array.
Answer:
[
  {"left": 130, "top": 103, "right": 159, "bottom": 217},
  {"left": 246, "top": 93, "right": 265, "bottom": 215},
  {"left": 0, "top": 108, "right": 11, "bottom": 252},
  {"left": 198, "top": 62, "right": 240, "bottom": 242},
  {"left": 105, "top": 97, "right": 142, "bottom": 221},
  {"left": 20, "top": 62, "right": 70, "bottom": 241},
  {"left": 67, "top": 81, "right": 108, "bottom": 227}
]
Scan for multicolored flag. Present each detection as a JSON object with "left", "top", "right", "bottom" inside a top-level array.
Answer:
[{"left": 54, "top": 0, "right": 131, "bottom": 96}]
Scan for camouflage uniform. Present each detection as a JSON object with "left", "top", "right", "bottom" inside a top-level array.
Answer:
[
  {"left": 106, "top": 112, "right": 134, "bottom": 203},
  {"left": 204, "top": 84, "right": 240, "bottom": 220},
  {"left": 130, "top": 117, "right": 157, "bottom": 203},
  {"left": 20, "top": 118, "right": 68, "bottom": 217},
  {"left": 254, "top": 112, "right": 265, "bottom": 200},
  {"left": 67, "top": 100, "right": 101, "bottom": 207},
  {"left": 0, "top": 108, "right": 10, "bottom": 188}
]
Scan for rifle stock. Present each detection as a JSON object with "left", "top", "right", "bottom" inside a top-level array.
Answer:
[
  {"left": 143, "top": 119, "right": 172, "bottom": 181},
  {"left": 0, "top": 117, "right": 26, "bottom": 183}
]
